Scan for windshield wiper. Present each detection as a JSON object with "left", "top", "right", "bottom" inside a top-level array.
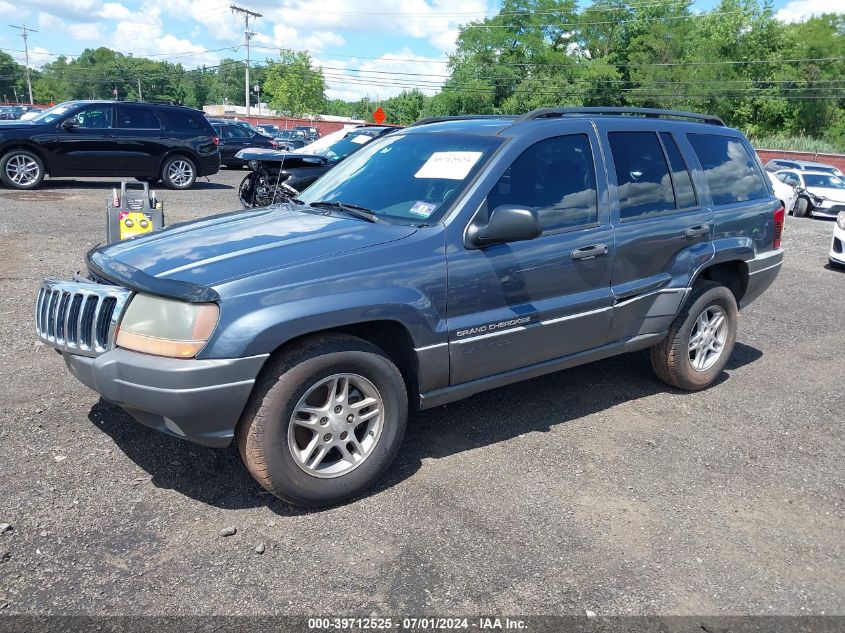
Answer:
[{"left": 308, "top": 200, "right": 382, "bottom": 223}]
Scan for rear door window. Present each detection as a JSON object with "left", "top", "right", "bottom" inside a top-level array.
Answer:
[
  {"left": 117, "top": 106, "right": 162, "bottom": 129},
  {"left": 608, "top": 131, "right": 676, "bottom": 221},
  {"left": 687, "top": 134, "right": 769, "bottom": 205}
]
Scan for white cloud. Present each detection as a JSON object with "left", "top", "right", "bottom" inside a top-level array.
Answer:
[
  {"left": 260, "top": 0, "right": 492, "bottom": 54},
  {"left": 776, "top": 0, "right": 830, "bottom": 23},
  {"left": 38, "top": 12, "right": 102, "bottom": 41},
  {"left": 253, "top": 25, "right": 345, "bottom": 55},
  {"left": 318, "top": 49, "right": 448, "bottom": 101}
]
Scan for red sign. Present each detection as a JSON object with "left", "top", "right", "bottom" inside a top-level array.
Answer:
[{"left": 373, "top": 106, "right": 386, "bottom": 125}]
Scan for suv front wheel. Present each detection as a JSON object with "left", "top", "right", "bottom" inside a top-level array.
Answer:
[
  {"left": 650, "top": 281, "right": 738, "bottom": 391},
  {"left": 0, "top": 149, "right": 45, "bottom": 190},
  {"left": 161, "top": 155, "right": 196, "bottom": 190},
  {"left": 237, "top": 334, "right": 408, "bottom": 508}
]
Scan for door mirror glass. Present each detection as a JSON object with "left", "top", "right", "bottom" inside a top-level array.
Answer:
[
  {"left": 61, "top": 117, "right": 80, "bottom": 130},
  {"left": 467, "top": 204, "right": 541, "bottom": 248}
]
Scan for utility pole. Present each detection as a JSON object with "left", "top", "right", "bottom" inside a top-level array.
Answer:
[
  {"left": 137, "top": 78, "right": 143, "bottom": 102},
  {"left": 230, "top": 5, "right": 261, "bottom": 117},
  {"left": 9, "top": 24, "right": 37, "bottom": 104}
]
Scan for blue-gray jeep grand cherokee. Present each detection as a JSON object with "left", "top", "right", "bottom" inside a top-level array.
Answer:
[{"left": 35, "top": 108, "right": 784, "bottom": 507}]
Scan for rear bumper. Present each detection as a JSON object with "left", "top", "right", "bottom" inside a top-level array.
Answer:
[
  {"left": 197, "top": 152, "right": 221, "bottom": 177},
  {"left": 741, "top": 248, "right": 784, "bottom": 309},
  {"left": 64, "top": 348, "right": 268, "bottom": 447}
]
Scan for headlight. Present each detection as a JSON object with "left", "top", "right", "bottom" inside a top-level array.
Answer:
[
  {"left": 838, "top": 211, "right": 845, "bottom": 230},
  {"left": 813, "top": 196, "right": 824, "bottom": 204},
  {"left": 116, "top": 294, "right": 219, "bottom": 358}
]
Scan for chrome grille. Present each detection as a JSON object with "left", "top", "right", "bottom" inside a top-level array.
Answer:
[{"left": 35, "top": 279, "right": 132, "bottom": 357}]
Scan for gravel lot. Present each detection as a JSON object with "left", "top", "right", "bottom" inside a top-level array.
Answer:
[{"left": 0, "top": 169, "right": 843, "bottom": 617}]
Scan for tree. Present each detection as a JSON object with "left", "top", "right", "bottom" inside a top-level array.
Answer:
[
  {"left": 381, "top": 89, "right": 429, "bottom": 125},
  {"left": 0, "top": 51, "right": 25, "bottom": 103},
  {"left": 263, "top": 50, "right": 326, "bottom": 117}
]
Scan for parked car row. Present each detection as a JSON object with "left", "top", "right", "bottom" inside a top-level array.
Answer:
[
  {"left": 0, "top": 100, "right": 220, "bottom": 190},
  {"left": 0, "top": 105, "right": 43, "bottom": 120}
]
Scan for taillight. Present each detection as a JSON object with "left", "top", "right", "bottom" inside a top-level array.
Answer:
[
  {"left": 211, "top": 135, "right": 219, "bottom": 146},
  {"left": 773, "top": 205, "right": 785, "bottom": 249}
]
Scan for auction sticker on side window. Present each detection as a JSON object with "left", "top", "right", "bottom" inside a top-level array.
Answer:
[{"left": 415, "top": 151, "right": 483, "bottom": 180}]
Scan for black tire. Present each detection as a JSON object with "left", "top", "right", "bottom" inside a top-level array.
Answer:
[
  {"left": 236, "top": 334, "right": 408, "bottom": 508},
  {"left": 160, "top": 155, "right": 196, "bottom": 190},
  {"left": 0, "top": 149, "right": 45, "bottom": 190},
  {"left": 649, "top": 281, "right": 738, "bottom": 391},
  {"left": 793, "top": 196, "right": 809, "bottom": 218}
]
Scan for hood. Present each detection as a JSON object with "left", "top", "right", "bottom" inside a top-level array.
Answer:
[
  {"left": 0, "top": 120, "right": 36, "bottom": 129},
  {"left": 234, "top": 147, "right": 328, "bottom": 168},
  {"left": 806, "top": 187, "right": 845, "bottom": 202},
  {"left": 89, "top": 205, "right": 416, "bottom": 297}
]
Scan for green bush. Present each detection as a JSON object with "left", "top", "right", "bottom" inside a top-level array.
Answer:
[{"left": 749, "top": 134, "right": 844, "bottom": 155}]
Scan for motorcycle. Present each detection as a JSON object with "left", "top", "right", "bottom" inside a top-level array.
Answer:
[
  {"left": 235, "top": 148, "right": 327, "bottom": 208},
  {"left": 236, "top": 148, "right": 299, "bottom": 208}
]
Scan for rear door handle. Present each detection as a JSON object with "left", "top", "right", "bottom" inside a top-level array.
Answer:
[
  {"left": 571, "top": 243, "right": 609, "bottom": 261},
  {"left": 685, "top": 224, "right": 710, "bottom": 238}
]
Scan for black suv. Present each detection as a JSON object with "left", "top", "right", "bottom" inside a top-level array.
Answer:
[{"left": 0, "top": 101, "right": 220, "bottom": 190}]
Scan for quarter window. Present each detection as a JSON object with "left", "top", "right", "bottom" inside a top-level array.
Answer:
[
  {"left": 687, "top": 134, "right": 769, "bottom": 206},
  {"left": 487, "top": 134, "right": 598, "bottom": 231},
  {"left": 608, "top": 131, "right": 676, "bottom": 220}
]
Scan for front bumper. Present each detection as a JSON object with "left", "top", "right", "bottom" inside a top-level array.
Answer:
[
  {"left": 811, "top": 202, "right": 845, "bottom": 219},
  {"left": 740, "top": 248, "right": 784, "bottom": 309},
  {"left": 64, "top": 348, "right": 268, "bottom": 447},
  {"left": 830, "top": 223, "right": 845, "bottom": 266}
]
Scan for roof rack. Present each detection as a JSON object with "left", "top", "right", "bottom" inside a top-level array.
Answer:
[
  {"left": 411, "top": 114, "right": 514, "bottom": 127},
  {"left": 516, "top": 107, "right": 725, "bottom": 126}
]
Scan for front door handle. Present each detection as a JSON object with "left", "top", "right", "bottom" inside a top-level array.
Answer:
[
  {"left": 685, "top": 224, "right": 710, "bottom": 238},
  {"left": 571, "top": 243, "right": 609, "bottom": 261}
]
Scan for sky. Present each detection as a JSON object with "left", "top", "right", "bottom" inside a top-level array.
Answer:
[{"left": 0, "top": 0, "right": 834, "bottom": 102}]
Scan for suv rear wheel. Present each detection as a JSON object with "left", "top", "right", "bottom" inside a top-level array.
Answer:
[
  {"left": 0, "top": 149, "right": 45, "bottom": 190},
  {"left": 161, "top": 155, "right": 196, "bottom": 190},
  {"left": 237, "top": 334, "right": 408, "bottom": 507},
  {"left": 650, "top": 281, "right": 738, "bottom": 391}
]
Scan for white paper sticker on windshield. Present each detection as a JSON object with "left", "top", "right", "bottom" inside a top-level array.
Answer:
[
  {"left": 415, "top": 151, "right": 483, "bottom": 180},
  {"left": 350, "top": 134, "right": 371, "bottom": 145}
]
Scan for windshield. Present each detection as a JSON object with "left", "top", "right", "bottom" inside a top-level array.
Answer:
[
  {"left": 314, "top": 131, "right": 382, "bottom": 162},
  {"left": 804, "top": 174, "right": 845, "bottom": 189},
  {"left": 299, "top": 132, "right": 502, "bottom": 223},
  {"left": 30, "top": 103, "right": 76, "bottom": 124}
]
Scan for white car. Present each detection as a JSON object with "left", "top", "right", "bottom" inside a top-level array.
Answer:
[
  {"left": 830, "top": 211, "right": 845, "bottom": 268},
  {"left": 775, "top": 169, "right": 845, "bottom": 218},
  {"left": 768, "top": 172, "right": 798, "bottom": 214}
]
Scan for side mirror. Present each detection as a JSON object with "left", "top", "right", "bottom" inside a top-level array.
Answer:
[
  {"left": 466, "top": 204, "right": 542, "bottom": 248},
  {"left": 61, "top": 117, "right": 80, "bottom": 131}
]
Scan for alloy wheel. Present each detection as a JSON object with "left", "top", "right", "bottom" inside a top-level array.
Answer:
[
  {"left": 5, "top": 154, "right": 40, "bottom": 187},
  {"left": 288, "top": 373, "right": 384, "bottom": 478},
  {"left": 167, "top": 160, "right": 193, "bottom": 187},
  {"left": 688, "top": 305, "right": 728, "bottom": 372}
]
